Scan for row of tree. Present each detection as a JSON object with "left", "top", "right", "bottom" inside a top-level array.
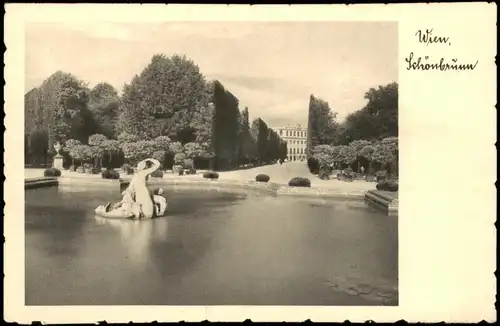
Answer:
[
  {"left": 306, "top": 82, "right": 398, "bottom": 149},
  {"left": 309, "top": 137, "right": 398, "bottom": 175},
  {"left": 336, "top": 82, "right": 398, "bottom": 144},
  {"left": 24, "top": 54, "right": 287, "bottom": 170},
  {"left": 62, "top": 133, "right": 204, "bottom": 170},
  {"left": 306, "top": 82, "right": 398, "bottom": 174}
]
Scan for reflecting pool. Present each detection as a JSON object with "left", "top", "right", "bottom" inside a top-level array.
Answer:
[{"left": 25, "top": 185, "right": 398, "bottom": 306}]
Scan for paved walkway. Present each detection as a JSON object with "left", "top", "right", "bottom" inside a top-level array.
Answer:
[
  {"left": 215, "top": 162, "right": 375, "bottom": 191},
  {"left": 25, "top": 162, "right": 375, "bottom": 193}
]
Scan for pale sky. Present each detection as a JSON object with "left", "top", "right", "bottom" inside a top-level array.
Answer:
[{"left": 25, "top": 22, "right": 397, "bottom": 126}]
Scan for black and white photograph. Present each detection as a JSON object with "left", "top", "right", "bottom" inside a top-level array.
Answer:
[
  {"left": 4, "top": 3, "right": 497, "bottom": 323},
  {"left": 22, "top": 20, "right": 399, "bottom": 306}
]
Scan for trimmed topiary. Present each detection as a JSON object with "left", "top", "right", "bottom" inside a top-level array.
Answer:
[
  {"left": 376, "top": 180, "right": 398, "bottom": 192},
  {"left": 90, "top": 167, "right": 101, "bottom": 174},
  {"left": 375, "top": 170, "right": 388, "bottom": 182},
  {"left": 288, "top": 177, "right": 311, "bottom": 187},
  {"left": 307, "top": 157, "right": 319, "bottom": 174},
  {"left": 102, "top": 169, "right": 120, "bottom": 179},
  {"left": 255, "top": 174, "right": 270, "bottom": 183},
  {"left": 151, "top": 169, "right": 164, "bottom": 178},
  {"left": 203, "top": 171, "right": 219, "bottom": 179},
  {"left": 44, "top": 167, "right": 61, "bottom": 177}
]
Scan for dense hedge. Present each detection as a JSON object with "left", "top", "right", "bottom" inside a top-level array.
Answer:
[
  {"left": 376, "top": 180, "right": 398, "bottom": 192},
  {"left": 288, "top": 177, "right": 311, "bottom": 187},
  {"left": 203, "top": 171, "right": 219, "bottom": 179},
  {"left": 255, "top": 174, "right": 270, "bottom": 183},
  {"left": 44, "top": 167, "right": 61, "bottom": 177},
  {"left": 24, "top": 56, "right": 288, "bottom": 173},
  {"left": 102, "top": 169, "right": 120, "bottom": 179},
  {"left": 307, "top": 156, "right": 320, "bottom": 174},
  {"left": 212, "top": 81, "right": 241, "bottom": 170}
]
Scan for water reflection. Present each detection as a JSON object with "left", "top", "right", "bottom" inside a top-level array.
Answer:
[
  {"left": 26, "top": 187, "right": 398, "bottom": 306},
  {"left": 94, "top": 216, "right": 169, "bottom": 265}
]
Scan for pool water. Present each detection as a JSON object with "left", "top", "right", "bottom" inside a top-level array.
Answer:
[{"left": 25, "top": 186, "right": 398, "bottom": 306}]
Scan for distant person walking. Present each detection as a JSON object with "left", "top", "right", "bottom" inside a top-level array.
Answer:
[{"left": 360, "top": 166, "right": 365, "bottom": 175}]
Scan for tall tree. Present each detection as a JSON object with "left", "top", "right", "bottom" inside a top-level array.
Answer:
[
  {"left": 211, "top": 81, "right": 241, "bottom": 169},
  {"left": 250, "top": 118, "right": 269, "bottom": 164},
  {"left": 306, "top": 94, "right": 339, "bottom": 151},
  {"left": 236, "top": 107, "right": 254, "bottom": 163},
  {"left": 338, "top": 82, "right": 398, "bottom": 143},
  {"left": 88, "top": 82, "right": 120, "bottom": 138},
  {"left": 117, "top": 54, "right": 210, "bottom": 142},
  {"left": 36, "top": 71, "right": 96, "bottom": 150}
]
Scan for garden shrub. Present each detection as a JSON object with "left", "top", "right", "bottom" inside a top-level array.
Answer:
[
  {"left": 90, "top": 167, "right": 100, "bottom": 174},
  {"left": 182, "top": 158, "right": 196, "bottom": 175},
  {"left": 122, "top": 163, "right": 134, "bottom": 175},
  {"left": 44, "top": 167, "right": 61, "bottom": 177},
  {"left": 365, "top": 175, "right": 375, "bottom": 182},
  {"left": 102, "top": 169, "right": 120, "bottom": 179},
  {"left": 255, "top": 174, "right": 270, "bottom": 183},
  {"left": 203, "top": 171, "right": 219, "bottom": 179},
  {"left": 307, "top": 157, "right": 319, "bottom": 174},
  {"left": 376, "top": 180, "right": 398, "bottom": 192},
  {"left": 174, "top": 153, "right": 187, "bottom": 166},
  {"left": 318, "top": 166, "right": 331, "bottom": 180},
  {"left": 183, "top": 158, "right": 194, "bottom": 169},
  {"left": 173, "top": 164, "right": 184, "bottom": 175},
  {"left": 375, "top": 170, "right": 388, "bottom": 181},
  {"left": 345, "top": 172, "right": 355, "bottom": 182},
  {"left": 336, "top": 168, "right": 355, "bottom": 182},
  {"left": 151, "top": 169, "right": 164, "bottom": 178},
  {"left": 288, "top": 177, "right": 311, "bottom": 187},
  {"left": 387, "top": 182, "right": 399, "bottom": 192}
]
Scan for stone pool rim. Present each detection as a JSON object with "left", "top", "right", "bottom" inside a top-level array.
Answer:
[
  {"left": 24, "top": 176, "right": 399, "bottom": 215},
  {"left": 120, "top": 178, "right": 368, "bottom": 200},
  {"left": 25, "top": 177, "right": 59, "bottom": 189},
  {"left": 25, "top": 176, "right": 367, "bottom": 199},
  {"left": 25, "top": 177, "right": 399, "bottom": 216}
]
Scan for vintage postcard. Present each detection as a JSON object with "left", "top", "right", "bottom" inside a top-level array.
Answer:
[{"left": 4, "top": 3, "right": 496, "bottom": 323}]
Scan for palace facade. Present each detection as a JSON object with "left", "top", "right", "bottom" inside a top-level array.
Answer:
[{"left": 271, "top": 124, "right": 308, "bottom": 161}]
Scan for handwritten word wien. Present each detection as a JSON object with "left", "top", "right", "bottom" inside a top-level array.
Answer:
[
  {"left": 405, "top": 29, "right": 479, "bottom": 71},
  {"left": 416, "top": 29, "right": 451, "bottom": 46}
]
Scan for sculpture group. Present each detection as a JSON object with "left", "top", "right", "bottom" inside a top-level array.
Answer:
[{"left": 95, "top": 158, "right": 168, "bottom": 219}]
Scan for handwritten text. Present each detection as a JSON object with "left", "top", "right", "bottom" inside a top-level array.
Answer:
[{"left": 405, "top": 29, "right": 478, "bottom": 72}]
